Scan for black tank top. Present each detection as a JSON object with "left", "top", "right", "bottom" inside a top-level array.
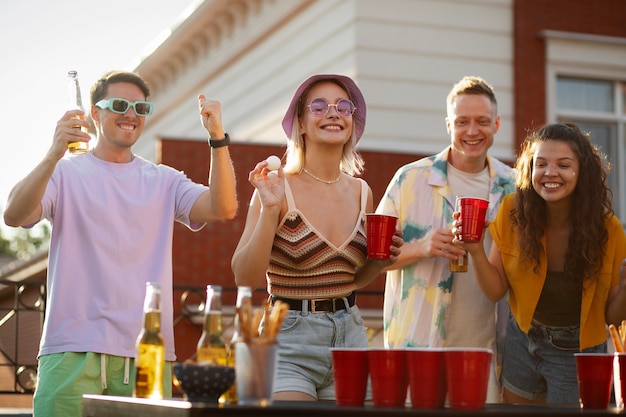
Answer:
[{"left": 533, "top": 270, "right": 582, "bottom": 326}]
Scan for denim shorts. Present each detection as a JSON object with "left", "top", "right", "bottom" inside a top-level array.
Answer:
[
  {"left": 501, "top": 313, "right": 606, "bottom": 405},
  {"left": 271, "top": 304, "right": 369, "bottom": 400}
]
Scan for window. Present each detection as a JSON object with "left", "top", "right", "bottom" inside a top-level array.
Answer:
[
  {"left": 543, "top": 30, "right": 626, "bottom": 225},
  {"left": 555, "top": 76, "right": 625, "bottom": 223}
]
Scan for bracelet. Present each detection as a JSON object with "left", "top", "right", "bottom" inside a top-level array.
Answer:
[{"left": 209, "top": 133, "right": 230, "bottom": 148}]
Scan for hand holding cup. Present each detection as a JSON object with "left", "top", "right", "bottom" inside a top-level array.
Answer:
[
  {"left": 366, "top": 214, "right": 400, "bottom": 260},
  {"left": 454, "top": 197, "right": 489, "bottom": 242}
]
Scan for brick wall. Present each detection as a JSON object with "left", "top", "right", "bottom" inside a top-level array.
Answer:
[{"left": 513, "top": 0, "right": 626, "bottom": 151}]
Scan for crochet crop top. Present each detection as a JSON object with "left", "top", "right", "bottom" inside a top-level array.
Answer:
[{"left": 267, "top": 177, "right": 368, "bottom": 299}]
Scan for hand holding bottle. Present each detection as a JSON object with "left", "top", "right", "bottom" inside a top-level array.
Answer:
[{"left": 66, "top": 70, "right": 90, "bottom": 155}]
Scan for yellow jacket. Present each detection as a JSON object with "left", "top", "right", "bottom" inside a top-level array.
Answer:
[{"left": 490, "top": 194, "right": 626, "bottom": 350}]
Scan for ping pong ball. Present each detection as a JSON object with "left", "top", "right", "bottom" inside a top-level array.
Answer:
[{"left": 266, "top": 155, "right": 281, "bottom": 171}]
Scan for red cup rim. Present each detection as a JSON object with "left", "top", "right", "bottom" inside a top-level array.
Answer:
[
  {"left": 330, "top": 347, "right": 369, "bottom": 351},
  {"left": 575, "top": 353, "right": 614, "bottom": 357},
  {"left": 366, "top": 213, "right": 398, "bottom": 219},
  {"left": 458, "top": 197, "right": 489, "bottom": 203},
  {"left": 443, "top": 347, "right": 493, "bottom": 353},
  {"left": 405, "top": 347, "right": 445, "bottom": 352}
]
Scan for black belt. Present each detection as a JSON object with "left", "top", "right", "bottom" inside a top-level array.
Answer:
[{"left": 270, "top": 292, "right": 356, "bottom": 313}]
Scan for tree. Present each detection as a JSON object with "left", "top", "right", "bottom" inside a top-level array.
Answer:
[
  {"left": 0, "top": 226, "right": 12, "bottom": 257},
  {"left": 0, "top": 214, "right": 50, "bottom": 260}
]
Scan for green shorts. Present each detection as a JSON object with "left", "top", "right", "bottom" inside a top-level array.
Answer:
[{"left": 34, "top": 352, "right": 172, "bottom": 417}]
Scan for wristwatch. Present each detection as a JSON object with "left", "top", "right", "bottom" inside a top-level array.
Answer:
[{"left": 209, "top": 133, "right": 230, "bottom": 148}]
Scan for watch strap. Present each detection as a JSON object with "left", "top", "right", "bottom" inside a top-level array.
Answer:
[{"left": 209, "top": 133, "right": 230, "bottom": 148}]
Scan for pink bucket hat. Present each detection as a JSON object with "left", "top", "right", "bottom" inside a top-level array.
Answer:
[{"left": 281, "top": 74, "right": 367, "bottom": 142}]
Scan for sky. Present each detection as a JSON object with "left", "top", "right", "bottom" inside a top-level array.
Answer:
[{"left": 0, "top": 0, "right": 202, "bottom": 236}]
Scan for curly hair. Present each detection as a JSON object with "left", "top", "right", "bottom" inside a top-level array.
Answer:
[{"left": 512, "top": 123, "right": 612, "bottom": 287}]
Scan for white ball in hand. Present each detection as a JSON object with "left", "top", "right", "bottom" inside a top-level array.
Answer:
[{"left": 266, "top": 155, "right": 281, "bottom": 171}]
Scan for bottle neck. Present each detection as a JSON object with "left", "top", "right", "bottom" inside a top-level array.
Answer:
[
  {"left": 68, "top": 76, "right": 84, "bottom": 110},
  {"left": 235, "top": 287, "right": 252, "bottom": 306},
  {"left": 202, "top": 311, "right": 222, "bottom": 335},
  {"left": 142, "top": 310, "right": 161, "bottom": 332},
  {"left": 231, "top": 287, "right": 252, "bottom": 343},
  {"left": 142, "top": 283, "right": 162, "bottom": 333}
]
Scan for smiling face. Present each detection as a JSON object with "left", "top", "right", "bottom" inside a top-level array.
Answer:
[
  {"left": 446, "top": 94, "right": 500, "bottom": 172},
  {"left": 531, "top": 139, "right": 579, "bottom": 204},
  {"left": 92, "top": 82, "right": 147, "bottom": 150},
  {"left": 298, "top": 81, "right": 353, "bottom": 146}
]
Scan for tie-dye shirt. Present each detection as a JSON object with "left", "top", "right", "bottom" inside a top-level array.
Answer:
[{"left": 376, "top": 147, "right": 515, "bottom": 348}]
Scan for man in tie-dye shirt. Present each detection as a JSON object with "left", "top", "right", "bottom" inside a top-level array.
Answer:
[{"left": 376, "top": 76, "right": 515, "bottom": 403}]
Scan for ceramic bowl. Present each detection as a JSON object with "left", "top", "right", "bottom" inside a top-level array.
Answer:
[{"left": 172, "top": 362, "right": 235, "bottom": 403}]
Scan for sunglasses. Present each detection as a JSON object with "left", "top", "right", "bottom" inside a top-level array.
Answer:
[
  {"left": 306, "top": 98, "right": 355, "bottom": 117},
  {"left": 95, "top": 98, "right": 154, "bottom": 116}
]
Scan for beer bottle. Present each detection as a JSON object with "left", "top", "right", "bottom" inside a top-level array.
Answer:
[
  {"left": 223, "top": 286, "right": 252, "bottom": 404},
  {"left": 66, "top": 70, "right": 89, "bottom": 155},
  {"left": 133, "top": 282, "right": 165, "bottom": 400},
  {"left": 196, "top": 285, "right": 227, "bottom": 366}
]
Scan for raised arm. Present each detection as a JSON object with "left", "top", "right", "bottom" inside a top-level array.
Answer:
[
  {"left": 4, "top": 109, "right": 90, "bottom": 227},
  {"left": 189, "top": 95, "right": 237, "bottom": 223}
]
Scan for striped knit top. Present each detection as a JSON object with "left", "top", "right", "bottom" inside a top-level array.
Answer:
[{"left": 267, "top": 177, "right": 368, "bottom": 299}]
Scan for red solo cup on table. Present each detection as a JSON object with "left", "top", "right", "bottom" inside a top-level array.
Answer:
[
  {"left": 366, "top": 214, "right": 398, "bottom": 259},
  {"left": 406, "top": 348, "right": 446, "bottom": 409},
  {"left": 444, "top": 348, "right": 492, "bottom": 410},
  {"left": 331, "top": 348, "right": 369, "bottom": 407},
  {"left": 368, "top": 348, "right": 408, "bottom": 407},
  {"left": 575, "top": 353, "right": 614, "bottom": 409},
  {"left": 458, "top": 197, "right": 489, "bottom": 242}
]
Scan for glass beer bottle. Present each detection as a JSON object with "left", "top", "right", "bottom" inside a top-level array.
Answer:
[
  {"left": 134, "top": 282, "right": 165, "bottom": 400},
  {"left": 223, "top": 286, "right": 252, "bottom": 404},
  {"left": 196, "top": 285, "right": 228, "bottom": 366},
  {"left": 449, "top": 195, "right": 469, "bottom": 272},
  {"left": 66, "top": 70, "right": 89, "bottom": 155},
  {"left": 449, "top": 245, "right": 469, "bottom": 272}
]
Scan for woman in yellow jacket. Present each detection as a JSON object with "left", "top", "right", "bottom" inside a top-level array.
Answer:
[{"left": 454, "top": 122, "right": 626, "bottom": 405}]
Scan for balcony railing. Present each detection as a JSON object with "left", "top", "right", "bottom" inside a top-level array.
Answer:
[
  {"left": 0, "top": 283, "right": 239, "bottom": 395},
  {"left": 0, "top": 280, "right": 45, "bottom": 394},
  {"left": 0, "top": 283, "right": 383, "bottom": 396}
]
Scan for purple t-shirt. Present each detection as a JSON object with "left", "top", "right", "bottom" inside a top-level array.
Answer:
[{"left": 38, "top": 152, "right": 208, "bottom": 361}]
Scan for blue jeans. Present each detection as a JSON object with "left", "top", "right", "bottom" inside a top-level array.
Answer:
[
  {"left": 271, "top": 304, "right": 369, "bottom": 400},
  {"left": 501, "top": 313, "right": 606, "bottom": 405}
]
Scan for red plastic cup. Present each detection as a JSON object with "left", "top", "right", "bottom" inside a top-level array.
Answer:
[
  {"left": 406, "top": 348, "right": 446, "bottom": 409},
  {"left": 458, "top": 197, "right": 489, "bottom": 242},
  {"left": 331, "top": 348, "right": 369, "bottom": 406},
  {"left": 575, "top": 353, "right": 614, "bottom": 409},
  {"left": 444, "top": 348, "right": 492, "bottom": 410},
  {"left": 366, "top": 214, "right": 398, "bottom": 259},
  {"left": 368, "top": 349, "right": 408, "bottom": 407}
]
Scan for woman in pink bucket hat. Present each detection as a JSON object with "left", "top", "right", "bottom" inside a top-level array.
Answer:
[{"left": 232, "top": 74, "right": 402, "bottom": 401}]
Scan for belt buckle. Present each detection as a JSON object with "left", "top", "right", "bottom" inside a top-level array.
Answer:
[{"left": 309, "top": 298, "right": 332, "bottom": 313}]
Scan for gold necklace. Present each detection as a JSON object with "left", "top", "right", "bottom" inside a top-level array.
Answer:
[{"left": 303, "top": 168, "right": 342, "bottom": 184}]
